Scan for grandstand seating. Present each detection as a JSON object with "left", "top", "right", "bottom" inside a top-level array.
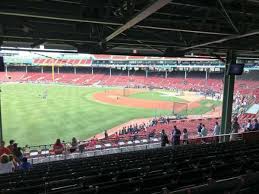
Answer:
[
  {"left": 1, "top": 70, "right": 259, "bottom": 101},
  {"left": 1, "top": 141, "right": 259, "bottom": 194}
]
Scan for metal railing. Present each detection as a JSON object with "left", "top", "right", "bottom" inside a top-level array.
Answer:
[{"left": 23, "top": 131, "right": 259, "bottom": 165}]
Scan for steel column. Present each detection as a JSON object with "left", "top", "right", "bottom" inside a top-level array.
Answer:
[{"left": 220, "top": 50, "right": 236, "bottom": 142}]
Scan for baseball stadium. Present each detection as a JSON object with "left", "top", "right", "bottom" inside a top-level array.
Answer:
[
  {"left": 1, "top": 0, "right": 259, "bottom": 193},
  {"left": 1, "top": 54, "right": 227, "bottom": 146}
]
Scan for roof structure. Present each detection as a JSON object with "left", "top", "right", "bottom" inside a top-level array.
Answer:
[{"left": 1, "top": 0, "right": 259, "bottom": 57}]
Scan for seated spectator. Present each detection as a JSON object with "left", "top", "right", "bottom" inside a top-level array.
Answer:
[
  {"left": 245, "top": 119, "right": 253, "bottom": 131},
  {"left": 12, "top": 143, "right": 23, "bottom": 162},
  {"left": 182, "top": 128, "right": 189, "bottom": 145},
  {"left": 161, "top": 129, "right": 169, "bottom": 147},
  {"left": 9, "top": 154, "right": 19, "bottom": 170},
  {"left": 19, "top": 157, "right": 32, "bottom": 171},
  {"left": 0, "top": 141, "right": 11, "bottom": 157},
  {"left": 7, "top": 140, "right": 15, "bottom": 153},
  {"left": 0, "top": 154, "right": 13, "bottom": 174},
  {"left": 253, "top": 119, "right": 259, "bottom": 131},
  {"left": 114, "top": 132, "right": 119, "bottom": 143},
  {"left": 70, "top": 137, "right": 78, "bottom": 153},
  {"left": 53, "top": 139, "right": 64, "bottom": 155}
]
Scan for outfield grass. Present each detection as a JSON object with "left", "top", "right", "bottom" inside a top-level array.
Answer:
[
  {"left": 1, "top": 84, "right": 220, "bottom": 146},
  {"left": 182, "top": 99, "right": 222, "bottom": 115},
  {"left": 129, "top": 91, "right": 188, "bottom": 103}
]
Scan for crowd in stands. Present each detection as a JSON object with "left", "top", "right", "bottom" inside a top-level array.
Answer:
[
  {"left": 1, "top": 116, "right": 259, "bottom": 176},
  {"left": 0, "top": 140, "right": 32, "bottom": 174}
]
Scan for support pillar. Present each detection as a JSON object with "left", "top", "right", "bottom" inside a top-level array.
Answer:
[
  {"left": 128, "top": 69, "right": 130, "bottom": 77},
  {"left": 41, "top": 66, "right": 43, "bottom": 73},
  {"left": 74, "top": 67, "right": 77, "bottom": 74},
  {"left": 110, "top": 68, "right": 112, "bottom": 77},
  {"left": 145, "top": 69, "right": 148, "bottom": 78},
  {"left": 184, "top": 70, "right": 187, "bottom": 79},
  {"left": 57, "top": 67, "right": 60, "bottom": 74},
  {"left": 91, "top": 67, "right": 94, "bottom": 75},
  {"left": 165, "top": 70, "right": 168, "bottom": 78},
  {"left": 220, "top": 50, "right": 236, "bottom": 142},
  {"left": 205, "top": 69, "right": 208, "bottom": 80},
  {"left": 25, "top": 66, "right": 28, "bottom": 73}
]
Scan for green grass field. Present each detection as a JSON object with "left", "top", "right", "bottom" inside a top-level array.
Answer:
[
  {"left": 1, "top": 83, "right": 221, "bottom": 146},
  {"left": 129, "top": 91, "right": 188, "bottom": 103}
]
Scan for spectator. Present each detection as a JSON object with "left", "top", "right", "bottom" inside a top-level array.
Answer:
[
  {"left": 7, "top": 140, "right": 15, "bottom": 153},
  {"left": 104, "top": 130, "right": 108, "bottom": 139},
  {"left": 19, "top": 157, "right": 32, "bottom": 171},
  {"left": 182, "top": 128, "right": 189, "bottom": 145},
  {"left": 12, "top": 143, "right": 23, "bottom": 162},
  {"left": 172, "top": 126, "right": 181, "bottom": 145},
  {"left": 253, "top": 119, "right": 259, "bottom": 131},
  {"left": 9, "top": 154, "right": 19, "bottom": 170},
  {"left": 161, "top": 129, "right": 169, "bottom": 147},
  {"left": 245, "top": 119, "right": 253, "bottom": 131},
  {"left": 53, "top": 139, "right": 64, "bottom": 155},
  {"left": 0, "top": 154, "right": 13, "bottom": 174},
  {"left": 200, "top": 124, "right": 208, "bottom": 137},
  {"left": 213, "top": 122, "right": 220, "bottom": 143},
  {"left": 197, "top": 123, "right": 202, "bottom": 135},
  {"left": 70, "top": 137, "right": 78, "bottom": 153},
  {"left": 213, "top": 122, "right": 220, "bottom": 136},
  {"left": 0, "top": 141, "right": 11, "bottom": 157},
  {"left": 230, "top": 117, "right": 240, "bottom": 141}
]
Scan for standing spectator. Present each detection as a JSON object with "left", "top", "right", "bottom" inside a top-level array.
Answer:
[
  {"left": 0, "top": 154, "right": 13, "bottom": 174},
  {"left": 245, "top": 119, "right": 253, "bottom": 131},
  {"left": 19, "top": 157, "right": 32, "bottom": 171},
  {"left": 230, "top": 117, "right": 240, "bottom": 141},
  {"left": 172, "top": 126, "right": 181, "bottom": 145},
  {"left": 253, "top": 119, "right": 259, "bottom": 131},
  {"left": 53, "top": 139, "right": 64, "bottom": 155},
  {"left": 182, "top": 128, "right": 189, "bottom": 145},
  {"left": 200, "top": 124, "right": 208, "bottom": 137},
  {"left": 7, "top": 140, "right": 15, "bottom": 153},
  {"left": 0, "top": 141, "right": 11, "bottom": 157},
  {"left": 12, "top": 143, "right": 23, "bottom": 162},
  {"left": 197, "top": 123, "right": 203, "bottom": 136},
  {"left": 70, "top": 137, "right": 78, "bottom": 153},
  {"left": 200, "top": 124, "right": 208, "bottom": 143},
  {"left": 104, "top": 130, "right": 108, "bottom": 139},
  {"left": 161, "top": 129, "right": 169, "bottom": 147},
  {"left": 213, "top": 122, "right": 220, "bottom": 142},
  {"left": 213, "top": 122, "right": 220, "bottom": 136}
]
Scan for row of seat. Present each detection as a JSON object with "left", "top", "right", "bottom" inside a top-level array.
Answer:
[{"left": 1, "top": 141, "right": 259, "bottom": 194}]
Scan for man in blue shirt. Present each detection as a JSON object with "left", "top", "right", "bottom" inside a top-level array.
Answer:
[
  {"left": 19, "top": 157, "right": 32, "bottom": 171},
  {"left": 253, "top": 119, "right": 259, "bottom": 131}
]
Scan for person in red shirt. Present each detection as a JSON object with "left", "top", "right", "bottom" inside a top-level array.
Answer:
[
  {"left": 0, "top": 141, "right": 11, "bottom": 156},
  {"left": 7, "top": 140, "right": 15, "bottom": 153},
  {"left": 53, "top": 139, "right": 64, "bottom": 155}
]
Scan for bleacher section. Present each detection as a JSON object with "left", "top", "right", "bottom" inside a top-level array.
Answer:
[
  {"left": 1, "top": 141, "right": 259, "bottom": 194},
  {"left": 1, "top": 71, "right": 259, "bottom": 100}
]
